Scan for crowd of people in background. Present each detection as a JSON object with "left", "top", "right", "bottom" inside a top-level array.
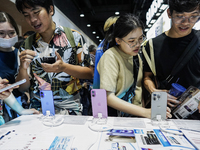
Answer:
[{"left": 0, "top": 0, "right": 200, "bottom": 125}]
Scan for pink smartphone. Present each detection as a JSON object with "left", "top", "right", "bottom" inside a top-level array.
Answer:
[{"left": 91, "top": 89, "right": 108, "bottom": 118}]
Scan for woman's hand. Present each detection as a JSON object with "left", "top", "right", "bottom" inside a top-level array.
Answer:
[
  {"left": 144, "top": 108, "right": 151, "bottom": 119},
  {"left": 0, "top": 78, "right": 15, "bottom": 100}
]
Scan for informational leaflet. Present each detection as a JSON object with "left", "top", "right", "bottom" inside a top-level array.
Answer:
[
  {"left": 181, "top": 130, "right": 200, "bottom": 150},
  {"left": 48, "top": 136, "right": 74, "bottom": 150},
  {"left": 134, "top": 129, "right": 196, "bottom": 150}
]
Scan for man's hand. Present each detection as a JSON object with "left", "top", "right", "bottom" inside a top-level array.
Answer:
[
  {"left": 166, "top": 107, "right": 172, "bottom": 118},
  {"left": 153, "top": 89, "right": 181, "bottom": 108},
  {"left": 41, "top": 51, "right": 64, "bottom": 73},
  {"left": 19, "top": 50, "right": 37, "bottom": 69},
  {"left": 167, "top": 93, "right": 181, "bottom": 108}
]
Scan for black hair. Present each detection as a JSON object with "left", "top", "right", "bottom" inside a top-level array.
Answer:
[
  {"left": 14, "top": 36, "right": 25, "bottom": 49},
  {"left": 168, "top": 0, "right": 200, "bottom": 14},
  {"left": 103, "top": 13, "right": 144, "bottom": 52},
  {"left": 15, "top": 0, "right": 54, "bottom": 15},
  {"left": 23, "top": 31, "right": 35, "bottom": 37},
  {"left": 88, "top": 45, "right": 96, "bottom": 52},
  {"left": 0, "top": 12, "right": 19, "bottom": 35}
]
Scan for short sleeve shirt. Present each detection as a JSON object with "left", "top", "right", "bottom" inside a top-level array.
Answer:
[
  {"left": 97, "top": 46, "right": 143, "bottom": 106},
  {"left": 143, "top": 29, "right": 200, "bottom": 89},
  {"left": 19, "top": 26, "right": 92, "bottom": 101}
]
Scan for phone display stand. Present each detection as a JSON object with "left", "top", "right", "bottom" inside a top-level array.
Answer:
[
  {"left": 151, "top": 115, "right": 169, "bottom": 126},
  {"left": 88, "top": 113, "right": 112, "bottom": 132},
  {"left": 92, "top": 117, "right": 107, "bottom": 125},
  {"left": 40, "top": 111, "right": 64, "bottom": 127},
  {"left": 92, "top": 113, "right": 107, "bottom": 125}
]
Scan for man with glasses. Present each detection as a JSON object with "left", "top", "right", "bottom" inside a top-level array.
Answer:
[{"left": 143, "top": 0, "right": 200, "bottom": 115}]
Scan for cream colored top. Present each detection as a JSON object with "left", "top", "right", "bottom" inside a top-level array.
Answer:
[{"left": 97, "top": 46, "right": 143, "bottom": 106}]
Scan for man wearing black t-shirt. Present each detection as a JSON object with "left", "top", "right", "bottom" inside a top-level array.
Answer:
[{"left": 143, "top": 0, "right": 200, "bottom": 112}]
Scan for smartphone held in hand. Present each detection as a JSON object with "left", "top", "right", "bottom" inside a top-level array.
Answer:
[{"left": 0, "top": 79, "right": 26, "bottom": 93}]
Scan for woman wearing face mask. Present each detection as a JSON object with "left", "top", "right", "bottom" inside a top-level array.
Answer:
[{"left": 0, "top": 12, "right": 39, "bottom": 125}]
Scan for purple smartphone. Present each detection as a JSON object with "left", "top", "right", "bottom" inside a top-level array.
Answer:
[
  {"left": 91, "top": 89, "right": 108, "bottom": 118},
  {"left": 40, "top": 90, "right": 55, "bottom": 116}
]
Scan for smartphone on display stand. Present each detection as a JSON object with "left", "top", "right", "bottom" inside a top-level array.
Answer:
[
  {"left": 40, "top": 90, "right": 55, "bottom": 116},
  {"left": 0, "top": 79, "right": 26, "bottom": 93},
  {"left": 91, "top": 89, "right": 108, "bottom": 118},
  {"left": 151, "top": 91, "right": 167, "bottom": 121}
]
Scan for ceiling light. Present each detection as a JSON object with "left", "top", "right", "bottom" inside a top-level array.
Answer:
[
  {"left": 80, "top": 14, "right": 84, "bottom": 17},
  {"left": 150, "top": 19, "right": 156, "bottom": 24},
  {"left": 99, "top": 39, "right": 102, "bottom": 42},
  {"left": 92, "top": 31, "right": 96, "bottom": 34},
  {"left": 96, "top": 36, "right": 99, "bottom": 39},
  {"left": 160, "top": 4, "right": 168, "bottom": 10},
  {"left": 115, "top": 12, "right": 120, "bottom": 15},
  {"left": 87, "top": 24, "right": 91, "bottom": 27},
  {"left": 144, "top": 28, "right": 149, "bottom": 32},
  {"left": 148, "top": 24, "right": 152, "bottom": 28}
]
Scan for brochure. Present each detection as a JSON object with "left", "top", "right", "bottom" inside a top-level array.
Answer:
[
  {"left": 48, "top": 136, "right": 74, "bottom": 150},
  {"left": 172, "top": 86, "right": 200, "bottom": 119},
  {"left": 134, "top": 129, "right": 196, "bottom": 150}
]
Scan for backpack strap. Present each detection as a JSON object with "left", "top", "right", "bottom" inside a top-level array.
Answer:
[
  {"left": 166, "top": 31, "right": 200, "bottom": 82},
  {"left": 143, "top": 31, "right": 200, "bottom": 87},
  {"left": 24, "top": 33, "right": 36, "bottom": 50},
  {"left": 142, "top": 38, "right": 156, "bottom": 76},
  {"left": 63, "top": 27, "right": 76, "bottom": 48}
]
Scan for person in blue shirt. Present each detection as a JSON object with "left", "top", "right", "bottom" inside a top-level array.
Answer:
[{"left": 93, "top": 16, "right": 119, "bottom": 89}]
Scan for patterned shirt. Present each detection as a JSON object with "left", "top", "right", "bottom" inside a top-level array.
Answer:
[{"left": 19, "top": 26, "right": 92, "bottom": 112}]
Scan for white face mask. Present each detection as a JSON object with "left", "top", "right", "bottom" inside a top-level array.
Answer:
[{"left": 0, "top": 35, "right": 18, "bottom": 49}]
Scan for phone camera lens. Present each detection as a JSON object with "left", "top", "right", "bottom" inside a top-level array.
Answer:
[
  {"left": 153, "top": 97, "right": 156, "bottom": 101},
  {"left": 41, "top": 92, "right": 44, "bottom": 98},
  {"left": 92, "top": 94, "right": 95, "bottom": 97}
]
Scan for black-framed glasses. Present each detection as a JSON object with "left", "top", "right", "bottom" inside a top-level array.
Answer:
[
  {"left": 172, "top": 15, "right": 200, "bottom": 24},
  {"left": 121, "top": 34, "right": 146, "bottom": 48},
  {"left": 0, "top": 30, "right": 16, "bottom": 38}
]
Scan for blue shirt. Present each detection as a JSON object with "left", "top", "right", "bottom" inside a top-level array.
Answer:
[
  {"left": 93, "top": 40, "right": 109, "bottom": 89},
  {"left": 0, "top": 48, "right": 18, "bottom": 83}
]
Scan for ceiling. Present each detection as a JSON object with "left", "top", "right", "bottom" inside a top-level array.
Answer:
[
  {"left": 0, "top": 0, "right": 154, "bottom": 45},
  {"left": 54, "top": 0, "right": 154, "bottom": 45}
]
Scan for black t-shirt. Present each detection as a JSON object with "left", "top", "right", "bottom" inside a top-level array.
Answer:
[{"left": 143, "top": 29, "right": 200, "bottom": 90}]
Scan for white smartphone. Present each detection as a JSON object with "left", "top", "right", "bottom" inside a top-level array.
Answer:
[
  {"left": 0, "top": 79, "right": 26, "bottom": 93},
  {"left": 151, "top": 91, "right": 167, "bottom": 120},
  {"left": 40, "top": 90, "right": 55, "bottom": 116}
]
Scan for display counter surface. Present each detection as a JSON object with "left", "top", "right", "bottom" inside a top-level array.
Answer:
[{"left": 0, "top": 115, "right": 199, "bottom": 150}]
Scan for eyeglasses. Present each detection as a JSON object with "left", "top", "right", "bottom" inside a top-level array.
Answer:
[
  {"left": 0, "top": 31, "right": 16, "bottom": 38},
  {"left": 121, "top": 34, "right": 146, "bottom": 48},
  {"left": 172, "top": 15, "right": 200, "bottom": 24}
]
